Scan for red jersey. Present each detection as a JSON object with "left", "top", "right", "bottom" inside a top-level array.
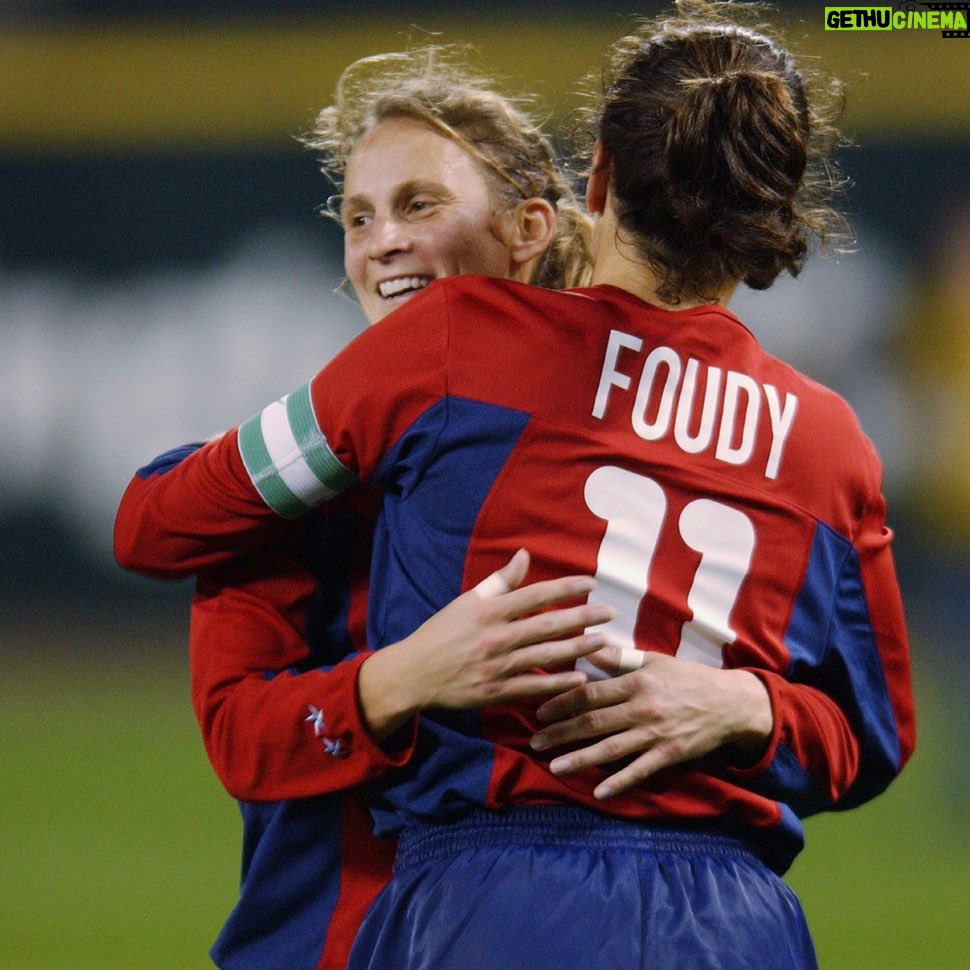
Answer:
[
  {"left": 115, "top": 277, "right": 915, "bottom": 873},
  {"left": 127, "top": 445, "right": 398, "bottom": 969}
]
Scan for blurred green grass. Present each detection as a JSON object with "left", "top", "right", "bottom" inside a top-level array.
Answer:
[{"left": 3, "top": 620, "right": 967, "bottom": 969}]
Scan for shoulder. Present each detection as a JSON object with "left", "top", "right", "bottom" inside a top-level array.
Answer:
[{"left": 433, "top": 276, "right": 592, "bottom": 334}]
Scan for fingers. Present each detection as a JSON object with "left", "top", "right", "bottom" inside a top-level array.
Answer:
[
  {"left": 537, "top": 727, "right": 676, "bottom": 798},
  {"left": 482, "top": 572, "right": 598, "bottom": 620},
  {"left": 617, "top": 648, "right": 647, "bottom": 674},
  {"left": 503, "top": 603, "right": 613, "bottom": 655},
  {"left": 534, "top": 674, "right": 633, "bottom": 725},
  {"left": 489, "top": 668, "right": 593, "bottom": 703},
  {"left": 593, "top": 753, "right": 666, "bottom": 800},
  {"left": 531, "top": 700, "right": 632, "bottom": 756},
  {"left": 474, "top": 549, "right": 529, "bottom": 599},
  {"left": 580, "top": 646, "right": 646, "bottom": 679},
  {"left": 465, "top": 631, "right": 607, "bottom": 706},
  {"left": 501, "top": 629, "right": 610, "bottom": 678},
  {"left": 581, "top": 645, "right": 623, "bottom": 676},
  {"left": 543, "top": 725, "right": 644, "bottom": 773},
  {"left": 468, "top": 549, "right": 600, "bottom": 622}
]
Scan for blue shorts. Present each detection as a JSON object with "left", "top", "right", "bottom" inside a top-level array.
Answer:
[{"left": 349, "top": 807, "right": 817, "bottom": 970}]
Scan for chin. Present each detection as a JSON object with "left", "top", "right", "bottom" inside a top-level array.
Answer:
[{"left": 378, "top": 292, "right": 418, "bottom": 317}]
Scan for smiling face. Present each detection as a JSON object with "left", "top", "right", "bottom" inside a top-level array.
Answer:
[{"left": 339, "top": 116, "right": 522, "bottom": 324}]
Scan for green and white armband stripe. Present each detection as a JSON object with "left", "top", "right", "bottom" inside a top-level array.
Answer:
[{"left": 237, "top": 382, "right": 357, "bottom": 518}]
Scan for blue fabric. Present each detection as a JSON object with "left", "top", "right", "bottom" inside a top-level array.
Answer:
[
  {"left": 210, "top": 507, "right": 365, "bottom": 968},
  {"left": 362, "top": 396, "right": 534, "bottom": 836},
  {"left": 348, "top": 807, "right": 817, "bottom": 970},
  {"left": 211, "top": 797, "right": 343, "bottom": 969},
  {"left": 782, "top": 521, "right": 903, "bottom": 810},
  {"left": 367, "top": 718, "right": 497, "bottom": 838},
  {"left": 134, "top": 442, "right": 203, "bottom": 478},
  {"left": 367, "top": 396, "right": 531, "bottom": 649}
]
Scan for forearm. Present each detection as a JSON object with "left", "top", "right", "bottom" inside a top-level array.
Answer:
[
  {"left": 114, "top": 431, "right": 283, "bottom": 578},
  {"left": 745, "top": 521, "right": 915, "bottom": 813},
  {"left": 356, "top": 644, "right": 427, "bottom": 742},
  {"left": 192, "top": 573, "right": 414, "bottom": 801},
  {"left": 200, "top": 656, "right": 417, "bottom": 801}
]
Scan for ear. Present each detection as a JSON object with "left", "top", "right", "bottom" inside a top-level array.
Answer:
[
  {"left": 507, "top": 197, "right": 557, "bottom": 279},
  {"left": 506, "top": 198, "right": 556, "bottom": 283},
  {"left": 586, "top": 141, "right": 610, "bottom": 215}
]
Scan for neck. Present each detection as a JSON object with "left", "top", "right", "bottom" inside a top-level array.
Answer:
[{"left": 588, "top": 204, "right": 737, "bottom": 311}]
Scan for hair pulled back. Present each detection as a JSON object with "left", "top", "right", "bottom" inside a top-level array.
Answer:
[
  {"left": 576, "top": 0, "right": 848, "bottom": 304},
  {"left": 303, "top": 45, "right": 591, "bottom": 290}
]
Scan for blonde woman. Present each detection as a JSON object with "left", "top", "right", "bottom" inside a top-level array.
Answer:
[{"left": 117, "top": 46, "right": 599, "bottom": 970}]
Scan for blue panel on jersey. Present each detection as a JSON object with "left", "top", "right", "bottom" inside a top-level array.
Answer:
[
  {"left": 364, "top": 396, "right": 532, "bottom": 825},
  {"left": 212, "top": 797, "right": 344, "bottom": 969},
  {"left": 754, "top": 743, "right": 828, "bottom": 819},
  {"left": 300, "top": 509, "right": 356, "bottom": 666},
  {"left": 368, "top": 718, "right": 507, "bottom": 837},
  {"left": 134, "top": 442, "right": 203, "bottom": 478},
  {"left": 367, "top": 395, "right": 531, "bottom": 646},
  {"left": 784, "top": 521, "right": 903, "bottom": 809}
]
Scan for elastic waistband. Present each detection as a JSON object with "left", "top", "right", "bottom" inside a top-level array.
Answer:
[{"left": 396, "top": 806, "right": 759, "bottom": 870}]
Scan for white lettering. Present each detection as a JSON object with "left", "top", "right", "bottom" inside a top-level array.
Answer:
[
  {"left": 763, "top": 384, "right": 798, "bottom": 480},
  {"left": 591, "top": 330, "right": 798, "bottom": 479},
  {"left": 715, "top": 371, "right": 760, "bottom": 466},
  {"left": 674, "top": 359, "right": 722, "bottom": 454},
  {"left": 593, "top": 330, "right": 643, "bottom": 419},
  {"left": 632, "top": 346, "right": 680, "bottom": 440}
]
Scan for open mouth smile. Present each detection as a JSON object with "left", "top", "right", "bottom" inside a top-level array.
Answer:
[{"left": 377, "top": 276, "right": 434, "bottom": 299}]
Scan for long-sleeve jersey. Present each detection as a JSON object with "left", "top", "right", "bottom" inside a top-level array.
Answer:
[
  {"left": 194, "top": 544, "right": 401, "bottom": 970},
  {"left": 115, "top": 277, "right": 916, "bottom": 875},
  {"left": 132, "top": 447, "right": 399, "bottom": 969}
]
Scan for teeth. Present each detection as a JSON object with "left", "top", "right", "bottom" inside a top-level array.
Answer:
[{"left": 378, "top": 276, "right": 432, "bottom": 299}]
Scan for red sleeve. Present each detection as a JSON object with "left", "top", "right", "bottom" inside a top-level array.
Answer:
[
  {"left": 731, "top": 491, "right": 915, "bottom": 813},
  {"left": 736, "top": 673, "right": 861, "bottom": 802},
  {"left": 190, "top": 547, "right": 417, "bottom": 802},
  {"left": 113, "top": 430, "right": 281, "bottom": 579},
  {"left": 113, "top": 284, "right": 451, "bottom": 577},
  {"left": 307, "top": 285, "right": 451, "bottom": 481}
]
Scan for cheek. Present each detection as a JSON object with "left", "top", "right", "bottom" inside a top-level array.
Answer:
[
  {"left": 343, "top": 241, "right": 365, "bottom": 290},
  {"left": 446, "top": 220, "right": 510, "bottom": 274},
  {"left": 471, "top": 236, "right": 513, "bottom": 277}
]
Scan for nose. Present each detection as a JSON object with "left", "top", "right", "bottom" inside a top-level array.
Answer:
[{"left": 366, "top": 213, "right": 412, "bottom": 261}]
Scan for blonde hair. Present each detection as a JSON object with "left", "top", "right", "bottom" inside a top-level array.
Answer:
[{"left": 303, "top": 45, "right": 591, "bottom": 289}]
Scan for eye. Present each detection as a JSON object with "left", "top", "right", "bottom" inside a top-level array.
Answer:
[
  {"left": 327, "top": 195, "right": 373, "bottom": 232},
  {"left": 346, "top": 212, "right": 372, "bottom": 230},
  {"left": 338, "top": 207, "right": 372, "bottom": 232},
  {"left": 403, "top": 196, "right": 441, "bottom": 220}
]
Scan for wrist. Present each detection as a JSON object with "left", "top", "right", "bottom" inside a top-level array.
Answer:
[
  {"left": 723, "top": 669, "right": 773, "bottom": 759},
  {"left": 357, "top": 644, "right": 423, "bottom": 742}
]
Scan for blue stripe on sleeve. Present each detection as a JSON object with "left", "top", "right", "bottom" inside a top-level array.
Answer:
[
  {"left": 784, "top": 521, "right": 903, "bottom": 810},
  {"left": 135, "top": 442, "right": 203, "bottom": 479}
]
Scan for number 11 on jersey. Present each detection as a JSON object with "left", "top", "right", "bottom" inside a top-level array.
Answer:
[{"left": 580, "top": 465, "right": 755, "bottom": 677}]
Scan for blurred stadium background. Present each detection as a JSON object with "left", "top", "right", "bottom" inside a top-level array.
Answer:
[{"left": 2, "top": 1, "right": 968, "bottom": 966}]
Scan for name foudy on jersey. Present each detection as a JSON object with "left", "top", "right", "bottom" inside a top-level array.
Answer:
[{"left": 593, "top": 330, "right": 798, "bottom": 480}]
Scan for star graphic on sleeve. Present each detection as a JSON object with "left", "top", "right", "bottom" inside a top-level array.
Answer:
[
  {"left": 304, "top": 705, "right": 350, "bottom": 758},
  {"left": 305, "top": 704, "right": 327, "bottom": 738},
  {"left": 322, "top": 738, "right": 349, "bottom": 759}
]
